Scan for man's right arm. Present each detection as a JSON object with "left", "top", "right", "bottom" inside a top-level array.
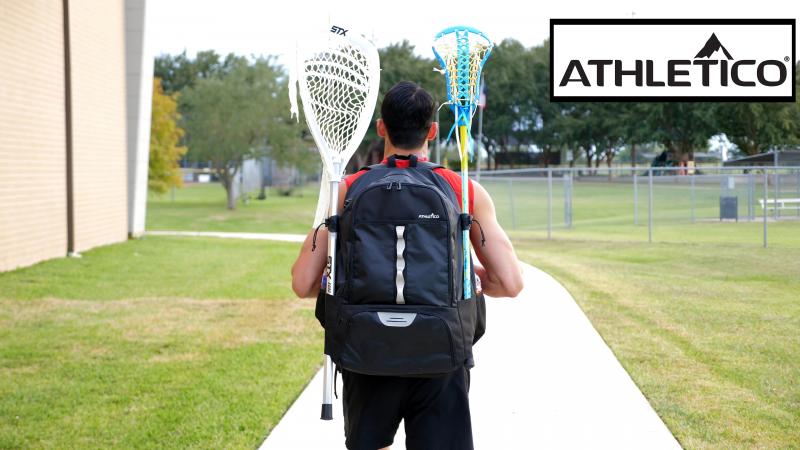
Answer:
[{"left": 470, "top": 181, "right": 524, "bottom": 298}]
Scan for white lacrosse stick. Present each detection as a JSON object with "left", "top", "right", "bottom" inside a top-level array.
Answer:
[{"left": 289, "top": 26, "right": 380, "bottom": 420}]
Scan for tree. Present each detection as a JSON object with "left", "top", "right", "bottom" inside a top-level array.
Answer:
[
  {"left": 481, "top": 39, "right": 537, "bottom": 167},
  {"left": 528, "top": 40, "right": 564, "bottom": 168},
  {"left": 713, "top": 102, "right": 800, "bottom": 155},
  {"left": 148, "top": 77, "right": 187, "bottom": 194},
  {"left": 354, "top": 41, "right": 445, "bottom": 168},
  {"left": 154, "top": 50, "right": 243, "bottom": 94},
  {"left": 638, "top": 103, "right": 716, "bottom": 162},
  {"left": 180, "top": 58, "right": 305, "bottom": 209}
]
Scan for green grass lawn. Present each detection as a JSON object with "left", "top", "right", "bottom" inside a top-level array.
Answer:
[
  {"left": 3, "top": 180, "right": 799, "bottom": 448},
  {"left": 0, "top": 236, "right": 320, "bottom": 449},
  {"left": 514, "top": 237, "right": 800, "bottom": 449},
  {"left": 146, "top": 183, "right": 318, "bottom": 234}
]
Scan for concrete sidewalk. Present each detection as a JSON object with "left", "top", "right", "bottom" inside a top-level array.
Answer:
[
  {"left": 149, "top": 231, "right": 680, "bottom": 448},
  {"left": 147, "top": 230, "right": 306, "bottom": 242},
  {"left": 260, "top": 261, "right": 682, "bottom": 449}
]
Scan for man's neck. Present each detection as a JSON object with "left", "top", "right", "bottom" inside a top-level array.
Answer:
[{"left": 382, "top": 143, "right": 428, "bottom": 160}]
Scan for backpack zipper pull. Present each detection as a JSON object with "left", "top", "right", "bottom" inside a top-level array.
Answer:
[
  {"left": 385, "top": 182, "right": 393, "bottom": 190},
  {"left": 396, "top": 181, "right": 402, "bottom": 190}
]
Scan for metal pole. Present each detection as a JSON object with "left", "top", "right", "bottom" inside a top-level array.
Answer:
[
  {"left": 648, "top": 168, "right": 653, "bottom": 243},
  {"left": 773, "top": 156, "right": 779, "bottom": 221},
  {"left": 476, "top": 88, "right": 483, "bottom": 181},
  {"left": 508, "top": 178, "right": 516, "bottom": 230},
  {"left": 547, "top": 169, "right": 553, "bottom": 239},
  {"left": 763, "top": 170, "right": 768, "bottom": 248},
  {"left": 690, "top": 173, "right": 695, "bottom": 223},
  {"left": 568, "top": 173, "right": 573, "bottom": 228},
  {"left": 321, "top": 159, "right": 342, "bottom": 421},
  {"left": 748, "top": 172, "right": 754, "bottom": 221},
  {"left": 633, "top": 173, "right": 638, "bottom": 225},
  {"left": 796, "top": 170, "right": 800, "bottom": 217},
  {"left": 775, "top": 168, "right": 780, "bottom": 220},
  {"left": 563, "top": 174, "right": 571, "bottom": 228},
  {"left": 435, "top": 107, "right": 441, "bottom": 165}
]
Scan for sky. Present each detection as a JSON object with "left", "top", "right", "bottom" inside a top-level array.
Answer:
[{"left": 148, "top": 0, "right": 800, "bottom": 61}]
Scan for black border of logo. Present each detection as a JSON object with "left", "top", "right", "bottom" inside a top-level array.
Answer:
[{"left": 550, "top": 18, "right": 796, "bottom": 102}]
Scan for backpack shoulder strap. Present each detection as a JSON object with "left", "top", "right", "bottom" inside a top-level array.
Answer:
[{"left": 416, "top": 160, "right": 443, "bottom": 170}]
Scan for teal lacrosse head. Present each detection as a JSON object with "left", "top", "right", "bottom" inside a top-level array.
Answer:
[{"left": 432, "top": 26, "right": 493, "bottom": 128}]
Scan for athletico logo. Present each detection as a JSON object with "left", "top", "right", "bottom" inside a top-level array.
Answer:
[
  {"left": 694, "top": 33, "right": 732, "bottom": 59},
  {"left": 418, "top": 213, "right": 440, "bottom": 219},
  {"left": 550, "top": 19, "right": 796, "bottom": 101}
]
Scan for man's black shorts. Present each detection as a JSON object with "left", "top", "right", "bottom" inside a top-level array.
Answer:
[{"left": 340, "top": 366, "right": 472, "bottom": 450}]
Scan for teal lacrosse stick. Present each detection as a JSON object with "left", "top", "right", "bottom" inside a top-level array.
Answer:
[{"left": 432, "top": 26, "right": 492, "bottom": 299}]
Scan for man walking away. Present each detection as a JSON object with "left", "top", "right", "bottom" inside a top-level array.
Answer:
[{"left": 292, "top": 81, "right": 523, "bottom": 450}]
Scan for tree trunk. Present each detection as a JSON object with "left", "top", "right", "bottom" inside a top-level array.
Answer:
[
  {"left": 216, "top": 164, "right": 238, "bottom": 210},
  {"left": 540, "top": 145, "right": 551, "bottom": 168},
  {"left": 630, "top": 143, "right": 637, "bottom": 168},
  {"left": 257, "top": 157, "right": 267, "bottom": 200},
  {"left": 226, "top": 182, "right": 236, "bottom": 210}
]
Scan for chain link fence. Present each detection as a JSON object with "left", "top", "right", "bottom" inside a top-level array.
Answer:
[{"left": 477, "top": 166, "right": 800, "bottom": 247}]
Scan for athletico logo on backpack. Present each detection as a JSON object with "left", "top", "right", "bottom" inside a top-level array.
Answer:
[{"left": 418, "top": 213, "right": 440, "bottom": 219}]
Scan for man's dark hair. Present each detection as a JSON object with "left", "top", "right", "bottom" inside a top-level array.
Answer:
[{"left": 380, "top": 81, "right": 435, "bottom": 150}]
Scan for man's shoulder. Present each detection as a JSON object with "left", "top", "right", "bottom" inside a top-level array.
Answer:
[{"left": 344, "top": 168, "right": 370, "bottom": 188}]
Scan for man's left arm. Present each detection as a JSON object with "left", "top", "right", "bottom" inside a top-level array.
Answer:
[
  {"left": 291, "top": 182, "right": 348, "bottom": 298},
  {"left": 291, "top": 230, "right": 328, "bottom": 298}
]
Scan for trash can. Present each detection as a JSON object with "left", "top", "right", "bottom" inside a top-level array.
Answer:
[{"left": 720, "top": 196, "right": 738, "bottom": 221}]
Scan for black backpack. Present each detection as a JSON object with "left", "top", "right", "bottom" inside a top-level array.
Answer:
[{"left": 315, "top": 154, "right": 486, "bottom": 377}]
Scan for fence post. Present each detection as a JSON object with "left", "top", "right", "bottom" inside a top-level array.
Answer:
[
  {"left": 690, "top": 173, "right": 696, "bottom": 223},
  {"left": 563, "top": 173, "right": 572, "bottom": 228},
  {"left": 547, "top": 169, "right": 553, "bottom": 239},
  {"left": 633, "top": 173, "right": 638, "bottom": 226},
  {"left": 648, "top": 168, "right": 653, "bottom": 243},
  {"left": 796, "top": 169, "right": 800, "bottom": 217},
  {"left": 508, "top": 178, "right": 516, "bottom": 230},
  {"left": 773, "top": 169, "right": 779, "bottom": 221},
  {"left": 763, "top": 170, "right": 768, "bottom": 248},
  {"left": 748, "top": 172, "right": 754, "bottom": 221}
]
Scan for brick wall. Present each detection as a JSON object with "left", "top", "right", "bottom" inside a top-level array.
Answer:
[{"left": 0, "top": 0, "right": 68, "bottom": 271}]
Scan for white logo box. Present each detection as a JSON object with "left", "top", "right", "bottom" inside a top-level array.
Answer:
[{"left": 550, "top": 19, "right": 796, "bottom": 101}]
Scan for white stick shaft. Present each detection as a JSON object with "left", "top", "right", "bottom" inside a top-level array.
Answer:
[
  {"left": 326, "top": 177, "right": 339, "bottom": 296},
  {"left": 322, "top": 172, "right": 340, "bottom": 418}
]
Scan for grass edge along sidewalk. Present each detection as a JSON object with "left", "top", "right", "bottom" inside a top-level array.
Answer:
[
  {"left": 0, "top": 235, "right": 321, "bottom": 449},
  {"left": 516, "top": 237, "right": 800, "bottom": 449}
]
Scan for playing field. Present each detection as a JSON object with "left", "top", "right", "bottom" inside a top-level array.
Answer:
[
  {"left": 480, "top": 175, "right": 800, "bottom": 248},
  {"left": 517, "top": 238, "right": 800, "bottom": 449},
  {"left": 151, "top": 182, "right": 800, "bottom": 448},
  {"left": 2, "top": 181, "right": 798, "bottom": 448}
]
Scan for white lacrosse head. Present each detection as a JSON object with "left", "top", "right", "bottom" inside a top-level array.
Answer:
[
  {"left": 289, "top": 28, "right": 380, "bottom": 227},
  {"left": 291, "top": 29, "right": 380, "bottom": 180}
]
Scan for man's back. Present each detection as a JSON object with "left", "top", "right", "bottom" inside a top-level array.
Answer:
[{"left": 290, "top": 81, "right": 522, "bottom": 450}]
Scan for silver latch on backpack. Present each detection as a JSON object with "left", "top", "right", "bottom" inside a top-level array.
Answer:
[{"left": 377, "top": 312, "right": 417, "bottom": 327}]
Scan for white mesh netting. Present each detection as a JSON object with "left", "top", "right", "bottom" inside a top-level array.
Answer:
[
  {"left": 432, "top": 30, "right": 491, "bottom": 114},
  {"left": 303, "top": 47, "right": 370, "bottom": 157},
  {"left": 290, "top": 31, "right": 380, "bottom": 227}
]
